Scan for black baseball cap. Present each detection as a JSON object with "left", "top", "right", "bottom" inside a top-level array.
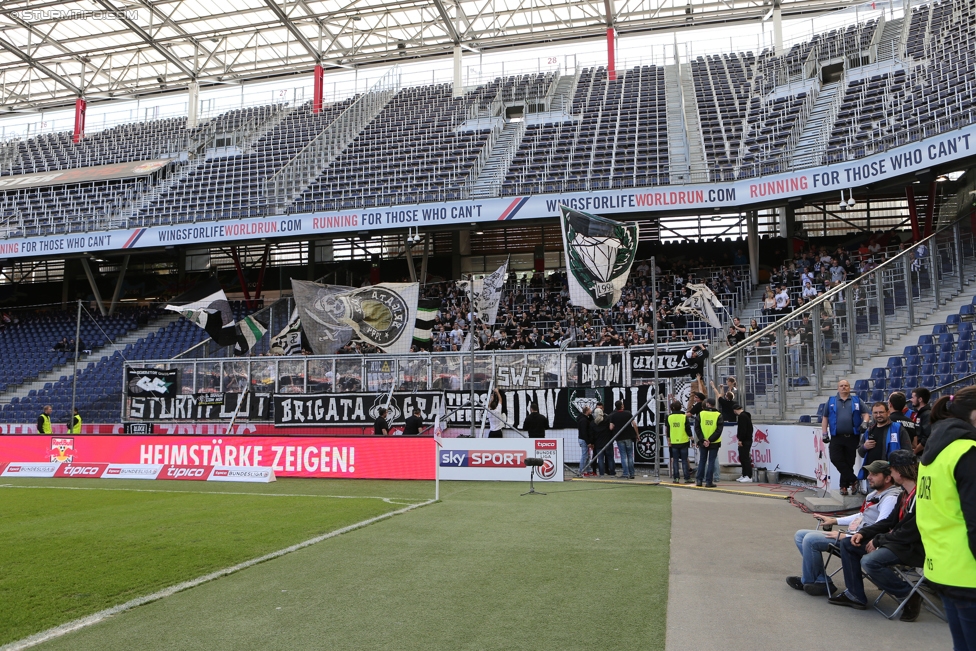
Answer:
[{"left": 888, "top": 450, "right": 917, "bottom": 468}]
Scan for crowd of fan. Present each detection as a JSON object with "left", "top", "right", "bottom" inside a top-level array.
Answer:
[{"left": 369, "top": 260, "right": 749, "bottom": 355}]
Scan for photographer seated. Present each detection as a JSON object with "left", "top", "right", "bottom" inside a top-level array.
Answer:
[
  {"left": 829, "top": 450, "right": 925, "bottom": 621},
  {"left": 788, "top": 459, "right": 901, "bottom": 596}
]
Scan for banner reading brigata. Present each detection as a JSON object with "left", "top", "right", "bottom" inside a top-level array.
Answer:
[
  {"left": 0, "top": 436, "right": 435, "bottom": 479},
  {"left": 1, "top": 124, "right": 972, "bottom": 260}
]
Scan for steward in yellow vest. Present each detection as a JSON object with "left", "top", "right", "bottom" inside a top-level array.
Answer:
[
  {"left": 916, "top": 389, "right": 976, "bottom": 643},
  {"left": 67, "top": 408, "right": 82, "bottom": 434},
  {"left": 37, "top": 405, "right": 53, "bottom": 434},
  {"left": 694, "top": 398, "right": 724, "bottom": 487},
  {"left": 667, "top": 401, "right": 692, "bottom": 484}
]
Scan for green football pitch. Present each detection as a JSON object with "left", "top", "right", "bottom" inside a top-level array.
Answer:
[{"left": 0, "top": 478, "right": 671, "bottom": 651}]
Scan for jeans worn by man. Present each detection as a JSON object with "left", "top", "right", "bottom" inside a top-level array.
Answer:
[
  {"left": 788, "top": 465, "right": 901, "bottom": 596},
  {"left": 696, "top": 445, "right": 719, "bottom": 485},
  {"left": 839, "top": 539, "right": 914, "bottom": 606},
  {"left": 671, "top": 446, "right": 690, "bottom": 482},
  {"left": 616, "top": 439, "right": 635, "bottom": 480}
]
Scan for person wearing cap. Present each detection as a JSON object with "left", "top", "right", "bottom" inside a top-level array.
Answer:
[
  {"left": 917, "top": 386, "right": 976, "bottom": 647},
  {"left": 830, "top": 450, "right": 925, "bottom": 621},
  {"left": 787, "top": 459, "right": 900, "bottom": 596},
  {"left": 733, "top": 404, "right": 754, "bottom": 483},
  {"left": 694, "top": 397, "right": 723, "bottom": 488}
]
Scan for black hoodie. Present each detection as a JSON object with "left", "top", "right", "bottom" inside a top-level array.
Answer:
[{"left": 920, "top": 417, "right": 976, "bottom": 599}]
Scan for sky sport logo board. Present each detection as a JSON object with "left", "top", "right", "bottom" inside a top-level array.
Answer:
[{"left": 440, "top": 450, "right": 528, "bottom": 467}]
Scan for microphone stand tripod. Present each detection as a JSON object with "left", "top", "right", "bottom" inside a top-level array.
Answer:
[{"left": 521, "top": 464, "right": 546, "bottom": 496}]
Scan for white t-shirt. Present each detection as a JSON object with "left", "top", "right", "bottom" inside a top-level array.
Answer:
[
  {"left": 775, "top": 290, "right": 789, "bottom": 309},
  {"left": 487, "top": 404, "right": 505, "bottom": 432}
]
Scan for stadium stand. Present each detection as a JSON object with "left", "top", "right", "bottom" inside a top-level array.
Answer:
[{"left": 0, "top": 5, "right": 972, "bottom": 238}]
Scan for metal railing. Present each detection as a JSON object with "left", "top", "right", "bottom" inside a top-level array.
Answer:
[
  {"left": 713, "top": 206, "right": 976, "bottom": 422},
  {"left": 128, "top": 342, "right": 693, "bottom": 398},
  {"left": 264, "top": 67, "right": 401, "bottom": 214}
]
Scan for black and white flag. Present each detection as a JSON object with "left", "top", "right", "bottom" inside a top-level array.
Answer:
[
  {"left": 559, "top": 205, "right": 639, "bottom": 310},
  {"left": 269, "top": 309, "right": 304, "bottom": 355},
  {"left": 293, "top": 280, "right": 419, "bottom": 355},
  {"left": 165, "top": 278, "right": 237, "bottom": 346},
  {"left": 463, "top": 258, "right": 509, "bottom": 326},
  {"left": 412, "top": 299, "right": 440, "bottom": 351}
]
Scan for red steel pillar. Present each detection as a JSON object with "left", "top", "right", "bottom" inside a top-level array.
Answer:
[
  {"left": 72, "top": 98, "right": 87, "bottom": 143},
  {"left": 313, "top": 64, "right": 324, "bottom": 114},
  {"left": 607, "top": 28, "right": 616, "bottom": 81}
]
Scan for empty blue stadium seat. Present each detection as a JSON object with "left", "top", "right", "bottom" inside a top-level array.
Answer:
[
  {"left": 947, "top": 314, "right": 962, "bottom": 327},
  {"left": 921, "top": 375, "right": 937, "bottom": 388},
  {"left": 934, "top": 324, "right": 949, "bottom": 335},
  {"left": 887, "top": 357, "right": 903, "bottom": 367},
  {"left": 962, "top": 305, "right": 975, "bottom": 318},
  {"left": 918, "top": 335, "right": 934, "bottom": 346},
  {"left": 870, "top": 390, "right": 885, "bottom": 403},
  {"left": 903, "top": 345, "right": 919, "bottom": 356},
  {"left": 854, "top": 379, "right": 870, "bottom": 391},
  {"left": 889, "top": 377, "right": 905, "bottom": 391},
  {"left": 870, "top": 368, "right": 887, "bottom": 379}
]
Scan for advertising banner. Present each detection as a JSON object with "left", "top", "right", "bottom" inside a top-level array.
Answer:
[
  {"left": 719, "top": 424, "right": 836, "bottom": 489},
  {"left": 576, "top": 352, "right": 624, "bottom": 386},
  {"left": 437, "top": 438, "right": 563, "bottom": 482},
  {"left": 0, "top": 435, "right": 435, "bottom": 479},
  {"left": 0, "top": 461, "right": 276, "bottom": 483},
  {"left": 2, "top": 124, "right": 972, "bottom": 261}
]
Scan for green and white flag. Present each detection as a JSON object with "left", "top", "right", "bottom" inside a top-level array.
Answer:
[
  {"left": 234, "top": 314, "right": 267, "bottom": 355},
  {"left": 412, "top": 299, "right": 440, "bottom": 350},
  {"left": 559, "top": 205, "right": 639, "bottom": 310}
]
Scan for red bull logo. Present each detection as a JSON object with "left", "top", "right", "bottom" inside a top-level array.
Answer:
[
  {"left": 754, "top": 429, "right": 770, "bottom": 444},
  {"left": 50, "top": 437, "right": 75, "bottom": 463}
]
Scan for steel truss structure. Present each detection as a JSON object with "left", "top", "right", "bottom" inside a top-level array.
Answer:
[{"left": 1, "top": 0, "right": 856, "bottom": 111}]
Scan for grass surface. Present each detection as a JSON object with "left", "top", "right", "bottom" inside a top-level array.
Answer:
[
  {"left": 27, "top": 480, "right": 672, "bottom": 651},
  {"left": 0, "top": 478, "right": 430, "bottom": 646}
]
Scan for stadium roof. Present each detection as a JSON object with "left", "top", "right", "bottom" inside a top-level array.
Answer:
[{"left": 1, "top": 0, "right": 856, "bottom": 112}]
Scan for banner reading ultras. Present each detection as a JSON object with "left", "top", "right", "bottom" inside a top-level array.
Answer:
[
  {"left": 0, "top": 436, "right": 436, "bottom": 479},
  {"left": 1, "top": 125, "right": 973, "bottom": 260}
]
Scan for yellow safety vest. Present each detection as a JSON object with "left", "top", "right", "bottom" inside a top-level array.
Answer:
[
  {"left": 667, "top": 413, "right": 690, "bottom": 446},
  {"left": 699, "top": 410, "right": 721, "bottom": 444},
  {"left": 917, "top": 439, "right": 976, "bottom": 587},
  {"left": 68, "top": 415, "right": 82, "bottom": 434},
  {"left": 39, "top": 413, "right": 51, "bottom": 434}
]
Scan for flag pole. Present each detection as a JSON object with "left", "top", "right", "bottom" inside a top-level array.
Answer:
[
  {"left": 71, "top": 299, "right": 81, "bottom": 420},
  {"left": 652, "top": 256, "right": 661, "bottom": 482}
]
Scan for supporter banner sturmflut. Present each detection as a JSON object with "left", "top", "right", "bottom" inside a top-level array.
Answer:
[
  {"left": 127, "top": 392, "right": 271, "bottom": 421},
  {"left": 125, "top": 368, "right": 179, "bottom": 397},
  {"left": 559, "top": 205, "right": 638, "bottom": 310},
  {"left": 274, "top": 392, "right": 443, "bottom": 426}
]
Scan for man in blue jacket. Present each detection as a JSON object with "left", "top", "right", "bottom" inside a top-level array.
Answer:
[
  {"left": 822, "top": 379, "right": 869, "bottom": 495},
  {"left": 858, "top": 402, "right": 912, "bottom": 479}
]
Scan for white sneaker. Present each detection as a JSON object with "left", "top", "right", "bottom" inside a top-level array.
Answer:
[{"left": 737, "top": 476, "right": 753, "bottom": 483}]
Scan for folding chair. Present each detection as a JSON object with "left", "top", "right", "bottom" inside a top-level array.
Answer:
[
  {"left": 819, "top": 538, "right": 845, "bottom": 597},
  {"left": 869, "top": 566, "right": 947, "bottom": 622}
]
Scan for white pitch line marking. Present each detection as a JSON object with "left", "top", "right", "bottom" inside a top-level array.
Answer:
[{"left": 0, "top": 497, "right": 437, "bottom": 651}]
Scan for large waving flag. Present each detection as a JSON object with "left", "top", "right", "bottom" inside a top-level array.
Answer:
[
  {"left": 559, "top": 205, "right": 639, "bottom": 310},
  {"left": 293, "top": 280, "right": 419, "bottom": 355},
  {"left": 165, "top": 278, "right": 238, "bottom": 346},
  {"left": 470, "top": 257, "right": 509, "bottom": 326},
  {"left": 269, "top": 308, "right": 304, "bottom": 355}
]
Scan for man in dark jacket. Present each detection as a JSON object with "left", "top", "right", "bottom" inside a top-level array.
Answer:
[
  {"left": 592, "top": 403, "right": 614, "bottom": 477},
  {"left": 609, "top": 400, "right": 638, "bottom": 479},
  {"left": 577, "top": 406, "right": 595, "bottom": 476},
  {"left": 523, "top": 402, "right": 548, "bottom": 438},
  {"left": 734, "top": 404, "right": 754, "bottom": 483},
  {"left": 402, "top": 407, "right": 423, "bottom": 436},
  {"left": 910, "top": 387, "right": 932, "bottom": 453},
  {"left": 829, "top": 450, "right": 924, "bottom": 621}
]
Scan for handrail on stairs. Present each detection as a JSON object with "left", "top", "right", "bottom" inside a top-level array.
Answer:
[{"left": 712, "top": 209, "right": 975, "bottom": 368}]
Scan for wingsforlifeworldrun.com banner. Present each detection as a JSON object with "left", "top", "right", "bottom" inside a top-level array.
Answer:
[{"left": 0, "top": 123, "right": 972, "bottom": 259}]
